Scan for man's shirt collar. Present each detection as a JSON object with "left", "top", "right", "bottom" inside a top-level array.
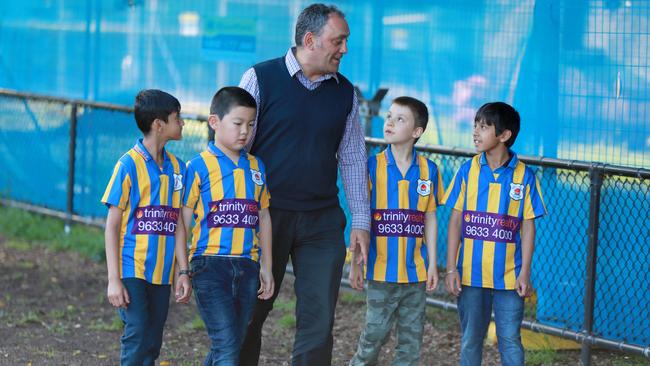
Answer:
[{"left": 285, "top": 47, "right": 340, "bottom": 84}]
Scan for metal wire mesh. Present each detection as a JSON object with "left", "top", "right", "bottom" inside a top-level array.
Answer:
[
  {"left": 0, "top": 91, "right": 648, "bottom": 355},
  {"left": 593, "top": 174, "right": 650, "bottom": 345},
  {"left": 0, "top": 94, "right": 72, "bottom": 211},
  {"left": 371, "top": 141, "right": 650, "bottom": 348}
]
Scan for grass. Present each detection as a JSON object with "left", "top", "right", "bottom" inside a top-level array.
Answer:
[
  {"left": 187, "top": 315, "right": 205, "bottom": 331},
  {"left": 425, "top": 307, "right": 458, "bottom": 332},
  {"left": 88, "top": 315, "right": 123, "bottom": 332},
  {"left": 0, "top": 205, "right": 105, "bottom": 261},
  {"left": 339, "top": 291, "right": 365, "bottom": 305},
  {"left": 274, "top": 298, "right": 296, "bottom": 313},
  {"left": 525, "top": 348, "right": 565, "bottom": 365},
  {"left": 278, "top": 314, "right": 296, "bottom": 328},
  {"left": 612, "top": 355, "right": 650, "bottom": 366},
  {"left": 18, "top": 310, "right": 42, "bottom": 325}
]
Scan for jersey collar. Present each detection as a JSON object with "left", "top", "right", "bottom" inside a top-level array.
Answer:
[
  {"left": 207, "top": 141, "right": 247, "bottom": 160},
  {"left": 384, "top": 145, "right": 419, "bottom": 167},
  {"left": 479, "top": 150, "right": 519, "bottom": 170},
  {"left": 133, "top": 138, "right": 169, "bottom": 163}
]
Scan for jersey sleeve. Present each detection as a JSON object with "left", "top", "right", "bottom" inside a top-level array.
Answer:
[
  {"left": 257, "top": 159, "right": 270, "bottom": 210},
  {"left": 523, "top": 169, "right": 547, "bottom": 220},
  {"left": 101, "top": 161, "right": 131, "bottom": 210},
  {"left": 442, "top": 166, "right": 466, "bottom": 212},
  {"left": 426, "top": 161, "right": 445, "bottom": 212},
  {"left": 183, "top": 160, "right": 202, "bottom": 209}
]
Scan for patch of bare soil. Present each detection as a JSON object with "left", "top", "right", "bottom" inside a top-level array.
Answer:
[{"left": 0, "top": 240, "right": 639, "bottom": 365}]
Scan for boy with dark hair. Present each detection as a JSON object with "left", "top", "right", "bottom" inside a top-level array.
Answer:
[
  {"left": 349, "top": 96, "right": 443, "bottom": 365},
  {"left": 182, "top": 86, "right": 274, "bottom": 365},
  {"left": 102, "top": 89, "right": 192, "bottom": 365},
  {"left": 444, "top": 101, "right": 546, "bottom": 365}
]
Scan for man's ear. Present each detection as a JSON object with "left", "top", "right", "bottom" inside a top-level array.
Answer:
[
  {"left": 208, "top": 115, "right": 219, "bottom": 130},
  {"left": 303, "top": 31, "right": 315, "bottom": 50},
  {"left": 499, "top": 129, "right": 512, "bottom": 143}
]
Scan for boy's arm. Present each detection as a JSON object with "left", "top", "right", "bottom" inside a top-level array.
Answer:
[
  {"left": 257, "top": 208, "right": 274, "bottom": 299},
  {"left": 105, "top": 206, "right": 129, "bottom": 308},
  {"left": 516, "top": 218, "right": 536, "bottom": 297},
  {"left": 445, "top": 209, "right": 462, "bottom": 296},
  {"left": 348, "top": 252, "right": 365, "bottom": 291},
  {"left": 424, "top": 211, "right": 439, "bottom": 292},
  {"left": 181, "top": 207, "right": 193, "bottom": 246},
  {"left": 173, "top": 213, "right": 191, "bottom": 303}
]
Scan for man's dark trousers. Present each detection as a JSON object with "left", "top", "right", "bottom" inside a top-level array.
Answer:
[{"left": 239, "top": 205, "right": 347, "bottom": 366}]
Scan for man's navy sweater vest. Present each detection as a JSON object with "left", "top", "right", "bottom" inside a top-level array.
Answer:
[{"left": 251, "top": 57, "right": 353, "bottom": 211}]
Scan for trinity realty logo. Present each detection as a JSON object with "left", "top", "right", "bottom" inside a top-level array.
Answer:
[{"left": 463, "top": 211, "right": 519, "bottom": 231}]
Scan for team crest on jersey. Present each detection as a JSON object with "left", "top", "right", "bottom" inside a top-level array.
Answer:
[
  {"left": 173, "top": 174, "right": 183, "bottom": 191},
  {"left": 509, "top": 183, "right": 524, "bottom": 201},
  {"left": 250, "top": 169, "right": 263, "bottom": 186},
  {"left": 416, "top": 179, "right": 431, "bottom": 196}
]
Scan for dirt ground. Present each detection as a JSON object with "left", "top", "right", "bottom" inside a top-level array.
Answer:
[{"left": 0, "top": 239, "right": 644, "bottom": 366}]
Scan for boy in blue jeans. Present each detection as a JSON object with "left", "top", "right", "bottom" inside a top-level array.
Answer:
[
  {"left": 182, "top": 86, "right": 274, "bottom": 366},
  {"left": 102, "top": 89, "right": 192, "bottom": 366},
  {"left": 349, "top": 96, "right": 443, "bottom": 365},
  {"left": 444, "top": 102, "right": 546, "bottom": 366}
]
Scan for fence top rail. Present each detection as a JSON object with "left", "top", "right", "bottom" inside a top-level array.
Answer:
[
  {"left": 0, "top": 88, "right": 210, "bottom": 120},
  {"left": 1, "top": 88, "right": 647, "bottom": 179},
  {"left": 0, "top": 88, "right": 134, "bottom": 113},
  {"left": 366, "top": 137, "right": 650, "bottom": 179}
]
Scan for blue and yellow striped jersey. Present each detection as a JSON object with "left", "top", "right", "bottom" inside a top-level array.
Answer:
[
  {"left": 101, "top": 139, "right": 186, "bottom": 285},
  {"left": 183, "top": 142, "right": 270, "bottom": 261},
  {"left": 443, "top": 152, "right": 546, "bottom": 290},
  {"left": 366, "top": 147, "right": 444, "bottom": 283}
]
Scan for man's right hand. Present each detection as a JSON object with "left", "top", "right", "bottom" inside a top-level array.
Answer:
[
  {"left": 445, "top": 271, "right": 462, "bottom": 297},
  {"left": 107, "top": 278, "right": 130, "bottom": 308}
]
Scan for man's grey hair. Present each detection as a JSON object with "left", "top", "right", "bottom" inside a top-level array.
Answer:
[{"left": 294, "top": 4, "right": 345, "bottom": 46}]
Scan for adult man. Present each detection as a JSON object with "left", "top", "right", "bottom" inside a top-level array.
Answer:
[{"left": 238, "top": 4, "right": 370, "bottom": 365}]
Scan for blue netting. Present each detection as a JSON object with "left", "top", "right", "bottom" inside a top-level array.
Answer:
[
  {"left": 1, "top": 0, "right": 649, "bottom": 349},
  {"left": 1, "top": 0, "right": 648, "bottom": 166}
]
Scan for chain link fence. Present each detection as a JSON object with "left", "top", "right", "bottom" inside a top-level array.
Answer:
[{"left": 0, "top": 89, "right": 648, "bottom": 362}]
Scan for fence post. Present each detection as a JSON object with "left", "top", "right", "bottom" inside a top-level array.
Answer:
[
  {"left": 580, "top": 165, "right": 604, "bottom": 366},
  {"left": 65, "top": 103, "right": 78, "bottom": 234}
]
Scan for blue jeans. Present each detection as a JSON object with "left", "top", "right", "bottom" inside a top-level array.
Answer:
[
  {"left": 191, "top": 255, "right": 260, "bottom": 366},
  {"left": 118, "top": 278, "right": 171, "bottom": 366},
  {"left": 457, "top": 286, "right": 524, "bottom": 366}
]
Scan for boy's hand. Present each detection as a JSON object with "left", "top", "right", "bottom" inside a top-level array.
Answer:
[
  {"left": 175, "top": 275, "right": 192, "bottom": 303},
  {"left": 444, "top": 271, "right": 462, "bottom": 297},
  {"left": 516, "top": 272, "right": 533, "bottom": 298},
  {"left": 348, "top": 261, "right": 364, "bottom": 291},
  {"left": 107, "top": 278, "right": 130, "bottom": 308},
  {"left": 426, "top": 267, "right": 439, "bottom": 293},
  {"left": 349, "top": 229, "right": 369, "bottom": 265},
  {"left": 258, "top": 267, "right": 274, "bottom": 300}
]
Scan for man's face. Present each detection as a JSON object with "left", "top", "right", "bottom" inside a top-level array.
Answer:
[{"left": 312, "top": 15, "right": 350, "bottom": 74}]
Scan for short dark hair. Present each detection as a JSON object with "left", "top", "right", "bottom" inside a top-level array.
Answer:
[
  {"left": 134, "top": 89, "right": 181, "bottom": 134},
  {"left": 393, "top": 96, "right": 428, "bottom": 142},
  {"left": 210, "top": 86, "right": 256, "bottom": 118},
  {"left": 474, "top": 102, "right": 520, "bottom": 147},
  {"left": 295, "top": 4, "right": 345, "bottom": 46}
]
